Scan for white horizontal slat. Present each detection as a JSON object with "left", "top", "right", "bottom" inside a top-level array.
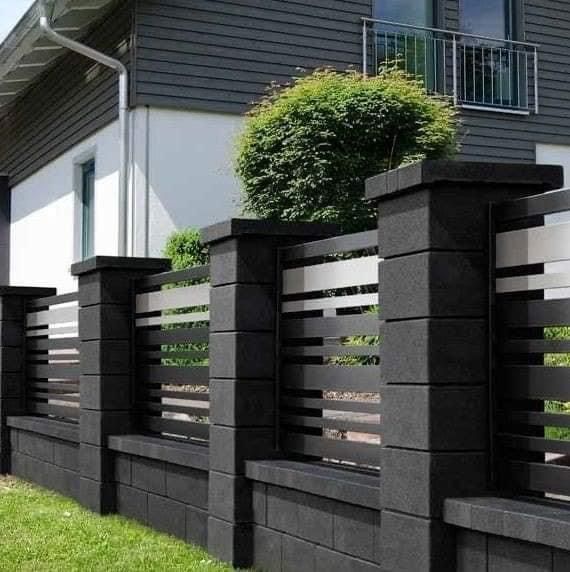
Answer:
[
  {"left": 26, "top": 305, "right": 78, "bottom": 328},
  {"left": 496, "top": 221, "right": 570, "bottom": 268},
  {"left": 282, "top": 293, "right": 378, "bottom": 313},
  {"left": 496, "top": 273, "right": 570, "bottom": 293},
  {"left": 136, "top": 311, "right": 210, "bottom": 328},
  {"left": 26, "top": 326, "right": 78, "bottom": 338},
  {"left": 282, "top": 256, "right": 378, "bottom": 295},
  {"left": 136, "top": 283, "right": 210, "bottom": 314}
]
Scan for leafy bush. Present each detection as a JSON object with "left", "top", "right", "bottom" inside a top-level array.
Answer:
[
  {"left": 236, "top": 69, "right": 457, "bottom": 232},
  {"left": 163, "top": 228, "right": 209, "bottom": 271}
]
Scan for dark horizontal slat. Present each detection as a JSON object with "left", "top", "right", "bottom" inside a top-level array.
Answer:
[
  {"left": 281, "top": 433, "right": 380, "bottom": 467},
  {"left": 497, "top": 299, "right": 570, "bottom": 327},
  {"left": 27, "top": 338, "right": 80, "bottom": 351},
  {"left": 29, "top": 382, "right": 79, "bottom": 392},
  {"left": 502, "top": 366, "right": 570, "bottom": 400},
  {"left": 29, "top": 403, "right": 79, "bottom": 419},
  {"left": 138, "top": 350, "right": 209, "bottom": 361},
  {"left": 283, "top": 345, "right": 379, "bottom": 358},
  {"left": 138, "top": 365, "right": 209, "bottom": 385},
  {"left": 282, "top": 396, "right": 380, "bottom": 415},
  {"left": 28, "top": 291, "right": 78, "bottom": 310},
  {"left": 142, "top": 416, "right": 209, "bottom": 441},
  {"left": 146, "top": 389, "right": 209, "bottom": 401},
  {"left": 136, "top": 327, "right": 209, "bottom": 346},
  {"left": 137, "top": 265, "right": 210, "bottom": 290},
  {"left": 502, "top": 410, "right": 570, "bottom": 428},
  {"left": 281, "top": 414, "right": 381, "bottom": 435},
  {"left": 29, "top": 392, "right": 79, "bottom": 403},
  {"left": 499, "top": 433, "right": 570, "bottom": 455},
  {"left": 503, "top": 460, "right": 570, "bottom": 497},
  {"left": 500, "top": 339, "right": 570, "bottom": 354},
  {"left": 282, "top": 315, "right": 379, "bottom": 339},
  {"left": 281, "top": 231, "right": 378, "bottom": 262},
  {"left": 281, "top": 364, "right": 379, "bottom": 392},
  {"left": 140, "top": 402, "right": 209, "bottom": 417},
  {"left": 494, "top": 189, "right": 570, "bottom": 223},
  {"left": 28, "top": 364, "right": 80, "bottom": 379}
]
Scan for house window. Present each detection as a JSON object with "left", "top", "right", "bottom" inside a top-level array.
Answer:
[
  {"left": 373, "top": 0, "right": 435, "bottom": 27},
  {"left": 459, "top": 0, "right": 515, "bottom": 40},
  {"left": 81, "top": 159, "right": 95, "bottom": 260}
]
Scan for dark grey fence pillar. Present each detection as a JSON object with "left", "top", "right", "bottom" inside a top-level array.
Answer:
[
  {"left": 366, "top": 160, "right": 563, "bottom": 572},
  {"left": 201, "top": 219, "right": 336, "bottom": 568},
  {"left": 0, "top": 175, "right": 10, "bottom": 283},
  {"left": 0, "top": 286, "right": 56, "bottom": 472},
  {"left": 71, "top": 256, "right": 170, "bottom": 513}
]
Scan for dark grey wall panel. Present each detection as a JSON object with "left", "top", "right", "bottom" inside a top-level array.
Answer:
[
  {"left": 449, "top": 0, "right": 570, "bottom": 163},
  {"left": 134, "top": 0, "right": 373, "bottom": 113},
  {"left": 0, "top": 0, "right": 133, "bottom": 187}
]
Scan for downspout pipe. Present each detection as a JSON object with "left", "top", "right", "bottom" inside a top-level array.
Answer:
[{"left": 38, "top": 1, "right": 130, "bottom": 257}]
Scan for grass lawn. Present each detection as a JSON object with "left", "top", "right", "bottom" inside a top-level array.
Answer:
[{"left": 0, "top": 477, "right": 235, "bottom": 571}]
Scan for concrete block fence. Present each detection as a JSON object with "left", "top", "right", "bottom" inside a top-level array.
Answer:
[{"left": 3, "top": 161, "right": 570, "bottom": 571}]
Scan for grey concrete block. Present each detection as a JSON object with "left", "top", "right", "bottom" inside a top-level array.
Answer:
[
  {"left": 166, "top": 464, "right": 208, "bottom": 509},
  {"left": 283, "top": 535, "right": 316, "bottom": 572},
  {"left": 116, "top": 483, "right": 148, "bottom": 524},
  {"left": 80, "top": 341, "right": 130, "bottom": 376},
  {"left": 210, "top": 332, "right": 275, "bottom": 379},
  {"left": 80, "top": 444, "right": 113, "bottom": 481},
  {"left": 0, "top": 347, "right": 23, "bottom": 374},
  {"left": 209, "top": 378, "right": 274, "bottom": 427},
  {"left": 210, "top": 283, "right": 275, "bottom": 332},
  {"left": 380, "top": 319, "right": 486, "bottom": 385},
  {"left": 209, "top": 426, "right": 276, "bottom": 474},
  {"left": 315, "top": 546, "right": 380, "bottom": 572},
  {"left": 79, "top": 478, "right": 115, "bottom": 514},
  {"left": 80, "top": 375, "right": 131, "bottom": 411},
  {"left": 209, "top": 471, "right": 252, "bottom": 523},
  {"left": 380, "top": 510, "right": 455, "bottom": 572},
  {"left": 114, "top": 454, "right": 131, "bottom": 485},
  {"left": 18, "top": 431, "right": 54, "bottom": 463},
  {"left": 379, "top": 252, "right": 486, "bottom": 320},
  {"left": 381, "top": 385, "right": 487, "bottom": 450},
  {"left": 252, "top": 482, "right": 267, "bottom": 525},
  {"left": 488, "top": 536, "right": 551, "bottom": 572},
  {"left": 148, "top": 493, "right": 186, "bottom": 540},
  {"left": 186, "top": 505, "right": 208, "bottom": 548},
  {"left": 333, "top": 502, "right": 377, "bottom": 561},
  {"left": 253, "top": 526, "right": 283, "bottom": 572},
  {"left": 0, "top": 298, "right": 25, "bottom": 321},
  {"left": 79, "top": 410, "right": 132, "bottom": 446},
  {"left": 53, "top": 440, "right": 79, "bottom": 472},
  {"left": 554, "top": 549, "right": 570, "bottom": 572},
  {"left": 266, "top": 485, "right": 300, "bottom": 536},
  {"left": 208, "top": 516, "right": 253, "bottom": 568},
  {"left": 79, "top": 304, "right": 130, "bottom": 342},
  {"left": 0, "top": 320, "right": 24, "bottom": 346},
  {"left": 443, "top": 498, "right": 473, "bottom": 529},
  {"left": 381, "top": 448, "right": 488, "bottom": 518},
  {"left": 457, "top": 530, "right": 487, "bottom": 572},
  {"left": 0, "top": 396, "right": 24, "bottom": 417},
  {"left": 131, "top": 457, "right": 166, "bottom": 495},
  {"left": 298, "top": 492, "right": 334, "bottom": 547},
  {"left": 0, "top": 372, "right": 24, "bottom": 398}
]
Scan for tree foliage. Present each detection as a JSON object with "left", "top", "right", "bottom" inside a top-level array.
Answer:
[
  {"left": 236, "top": 69, "right": 457, "bottom": 232},
  {"left": 163, "top": 228, "right": 209, "bottom": 271}
]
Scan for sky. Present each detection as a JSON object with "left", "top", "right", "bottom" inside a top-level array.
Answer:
[{"left": 0, "top": 0, "right": 34, "bottom": 44}]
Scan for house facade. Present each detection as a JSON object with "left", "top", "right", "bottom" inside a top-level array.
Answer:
[{"left": 0, "top": 0, "right": 569, "bottom": 292}]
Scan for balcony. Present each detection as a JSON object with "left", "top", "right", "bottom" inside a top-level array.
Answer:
[{"left": 362, "top": 18, "right": 539, "bottom": 115}]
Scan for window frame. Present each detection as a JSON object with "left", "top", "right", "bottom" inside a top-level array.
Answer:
[{"left": 80, "top": 159, "right": 95, "bottom": 261}]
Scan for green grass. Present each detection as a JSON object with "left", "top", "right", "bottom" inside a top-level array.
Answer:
[{"left": 0, "top": 477, "right": 235, "bottom": 572}]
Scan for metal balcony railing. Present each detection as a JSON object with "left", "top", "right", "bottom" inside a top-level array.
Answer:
[{"left": 362, "top": 18, "right": 539, "bottom": 115}]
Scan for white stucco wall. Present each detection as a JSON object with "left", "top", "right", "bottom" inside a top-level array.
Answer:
[{"left": 9, "top": 108, "right": 243, "bottom": 292}]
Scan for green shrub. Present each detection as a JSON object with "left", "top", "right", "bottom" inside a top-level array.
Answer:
[
  {"left": 163, "top": 228, "right": 208, "bottom": 271},
  {"left": 236, "top": 68, "right": 457, "bottom": 232}
]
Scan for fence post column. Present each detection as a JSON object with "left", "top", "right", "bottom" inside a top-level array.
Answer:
[
  {"left": 366, "top": 160, "right": 563, "bottom": 571},
  {"left": 71, "top": 256, "right": 170, "bottom": 514},
  {"left": 201, "top": 219, "right": 336, "bottom": 568},
  {"left": 0, "top": 286, "right": 56, "bottom": 473}
]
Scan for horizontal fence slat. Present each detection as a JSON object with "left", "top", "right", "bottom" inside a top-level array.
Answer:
[
  {"left": 497, "top": 299, "right": 570, "bottom": 327},
  {"left": 281, "top": 433, "right": 380, "bottom": 467},
  {"left": 28, "top": 364, "right": 80, "bottom": 380},
  {"left": 138, "top": 350, "right": 209, "bottom": 361},
  {"left": 28, "top": 402, "right": 79, "bottom": 419},
  {"left": 27, "top": 338, "right": 80, "bottom": 351},
  {"left": 502, "top": 410, "right": 570, "bottom": 428},
  {"left": 496, "top": 221, "right": 570, "bottom": 268},
  {"left": 30, "top": 392, "right": 79, "bottom": 403},
  {"left": 27, "top": 292, "right": 78, "bottom": 310},
  {"left": 497, "top": 272, "right": 570, "bottom": 293},
  {"left": 137, "top": 265, "right": 210, "bottom": 289},
  {"left": 281, "top": 364, "right": 380, "bottom": 392},
  {"left": 281, "top": 230, "right": 378, "bottom": 262},
  {"left": 283, "top": 345, "right": 379, "bottom": 358},
  {"left": 136, "top": 327, "right": 209, "bottom": 346},
  {"left": 142, "top": 416, "right": 209, "bottom": 441},
  {"left": 498, "top": 433, "right": 570, "bottom": 456},
  {"left": 502, "top": 460, "right": 570, "bottom": 497},
  {"left": 136, "top": 311, "right": 210, "bottom": 328},
  {"left": 494, "top": 189, "right": 570, "bottom": 223},
  {"left": 26, "top": 326, "right": 78, "bottom": 338},
  {"left": 282, "top": 256, "right": 378, "bottom": 295},
  {"left": 146, "top": 389, "right": 209, "bottom": 401},
  {"left": 282, "top": 293, "right": 378, "bottom": 314},
  {"left": 281, "top": 396, "right": 380, "bottom": 415},
  {"left": 281, "top": 414, "right": 381, "bottom": 435},
  {"left": 502, "top": 366, "right": 570, "bottom": 400},
  {"left": 500, "top": 339, "right": 570, "bottom": 354},
  {"left": 26, "top": 305, "right": 78, "bottom": 328},
  {"left": 138, "top": 365, "right": 209, "bottom": 385},
  {"left": 282, "top": 315, "right": 379, "bottom": 339},
  {"left": 136, "top": 283, "right": 210, "bottom": 313},
  {"left": 140, "top": 402, "right": 209, "bottom": 417}
]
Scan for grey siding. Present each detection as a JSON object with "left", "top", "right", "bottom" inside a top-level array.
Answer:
[
  {"left": 134, "top": 0, "right": 373, "bottom": 113},
  {"left": 0, "top": 0, "right": 133, "bottom": 187},
  {"left": 449, "top": 0, "right": 570, "bottom": 163}
]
